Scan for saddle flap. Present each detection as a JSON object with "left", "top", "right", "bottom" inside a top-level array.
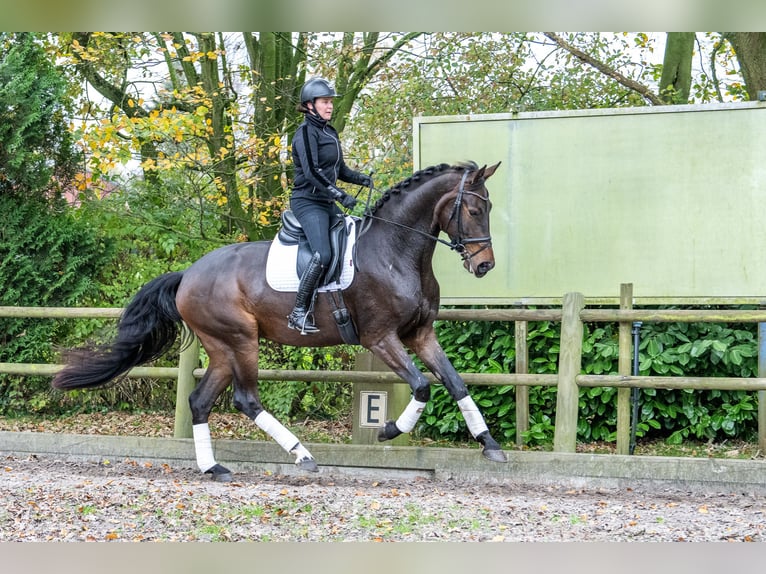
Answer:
[{"left": 277, "top": 210, "right": 303, "bottom": 245}]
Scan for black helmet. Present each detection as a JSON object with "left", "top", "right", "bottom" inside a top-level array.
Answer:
[{"left": 300, "top": 77, "right": 337, "bottom": 105}]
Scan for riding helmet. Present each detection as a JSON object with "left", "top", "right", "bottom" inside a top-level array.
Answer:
[{"left": 300, "top": 77, "right": 338, "bottom": 105}]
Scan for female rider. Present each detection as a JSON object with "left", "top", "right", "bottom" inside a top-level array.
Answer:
[{"left": 287, "top": 77, "right": 372, "bottom": 333}]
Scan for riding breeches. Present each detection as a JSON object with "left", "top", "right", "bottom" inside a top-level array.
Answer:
[{"left": 289, "top": 196, "right": 341, "bottom": 268}]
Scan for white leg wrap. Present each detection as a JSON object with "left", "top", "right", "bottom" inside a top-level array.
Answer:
[
  {"left": 192, "top": 423, "right": 217, "bottom": 472},
  {"left": 395, "top": 398, "right": 427, "bottom": 433},
  {"left": 255, "top": 411, "right": 314, "bottom": 462},
  {"left": 457, "top": 396, "right": 489, "bottom": 438}
]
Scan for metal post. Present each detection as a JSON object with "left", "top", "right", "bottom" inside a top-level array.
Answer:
[
  {"left": 758, "top": 323, "right": 766, "bottom": 453},
  {"left": 514, "top": 319, "right": 529, "bottom": 446}
]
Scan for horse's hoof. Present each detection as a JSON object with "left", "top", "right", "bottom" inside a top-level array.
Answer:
[
  {"left": 297, "top": 457, "right": 319, "bottom": 472},
  {"left": 482, "top": 448, "right": 508, "bottom": 463},
  {"left": 377, "top": 420, "right": 401, "bottom": 442},
  {"left": 205, "top": 463, "right": 234, "bottom": 482}
]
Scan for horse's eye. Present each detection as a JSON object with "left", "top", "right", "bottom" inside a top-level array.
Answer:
[{"left": 468, "top": 208, "right": 481, "bottom": 217}]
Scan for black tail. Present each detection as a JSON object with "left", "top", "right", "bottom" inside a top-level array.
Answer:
[{"left": 52, "top": 272, "right": 190, "bottom": 390}]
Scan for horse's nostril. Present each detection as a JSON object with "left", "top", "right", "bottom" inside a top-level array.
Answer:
[{"left": 478, "top": 261, "right": 494, "bottom": 273}]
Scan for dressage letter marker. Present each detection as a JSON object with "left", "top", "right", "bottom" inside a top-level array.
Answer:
[{"left": 360, "top": 391, "right": 387, "bottom": 427}]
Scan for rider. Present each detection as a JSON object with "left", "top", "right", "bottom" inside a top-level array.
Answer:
[{"left": 287, "top": 77, "right": 372, "bottom": 334}]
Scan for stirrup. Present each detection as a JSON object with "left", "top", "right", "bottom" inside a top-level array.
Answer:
[{"left": 288, "top": 309, "right": 319, "bottom": 334}]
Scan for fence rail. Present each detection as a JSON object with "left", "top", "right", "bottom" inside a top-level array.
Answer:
[{"left": 2, "top": 282, "right": 766, "bottom": 454}]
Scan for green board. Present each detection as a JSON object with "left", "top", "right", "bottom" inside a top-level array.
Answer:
[{"left": 414, "top": 103, "right": 766, "bottom": 303}]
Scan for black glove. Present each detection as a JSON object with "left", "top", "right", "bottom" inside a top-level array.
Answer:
[
  {"left": 357, "top": 173, "right": 373, "bottom": 188},
  {"left": 339, "top": 193, "right": 357, "bottom": 210},
  {"left": 329, "top": 185, "right": 357, "bottom": 209}
]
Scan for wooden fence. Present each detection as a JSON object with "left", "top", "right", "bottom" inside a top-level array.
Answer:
[{"left": 2, "top": 283, "right": 766, "bottom": 454}]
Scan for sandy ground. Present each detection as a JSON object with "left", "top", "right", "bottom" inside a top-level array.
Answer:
[{"left": 2, "top": 452, "right": 764, "bottom": 542}]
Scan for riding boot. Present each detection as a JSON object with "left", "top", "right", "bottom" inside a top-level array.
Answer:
[{"left": 287, "top": 252, "right": 324, "bottom": 334}]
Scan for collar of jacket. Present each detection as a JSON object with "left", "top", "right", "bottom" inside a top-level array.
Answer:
[{"left": 305, "top": 112, "right": 331, "bottom": 129}]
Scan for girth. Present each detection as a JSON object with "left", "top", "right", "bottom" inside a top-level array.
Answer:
[{"left": 277, "top": 210, "right": 350, "bottom": 285}]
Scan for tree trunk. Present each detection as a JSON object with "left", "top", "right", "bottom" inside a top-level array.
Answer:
[
  {"left": 659, "top": 33, "right": 694, "bottom": 104},
  {"left": 725, "top": 33, "right": 766, "bottom": 101}
]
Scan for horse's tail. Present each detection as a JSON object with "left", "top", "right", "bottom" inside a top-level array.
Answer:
[{"left": 52, "top": 272, "right": 190, "bottom": 390}]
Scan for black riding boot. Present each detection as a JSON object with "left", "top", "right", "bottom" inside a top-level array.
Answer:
[{"left": 287, "top": 252, "right": 324, "bottom": 334}]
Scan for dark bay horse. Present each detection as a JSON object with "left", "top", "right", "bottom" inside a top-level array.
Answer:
[{"left": 52, "top": 161, "right": 506, "bottom": 481}]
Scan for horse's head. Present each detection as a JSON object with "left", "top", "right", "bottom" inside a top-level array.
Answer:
[{"left": 438, "top": 162, "right": 501, "bottom": 278}]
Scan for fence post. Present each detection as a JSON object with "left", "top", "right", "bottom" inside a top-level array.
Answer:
[
  {"left": 514, "top": 319, "right": 529, "bottom": 446},
  {"left": 759, "top": 323, "right": 766, "bottom": 453},
  {"left": 553, "top": 291, "right": 585, "bottom": 453},
  {"left": 174, "top": 335, "right": 200, "bottom": 439},
  {"left": 616, "top": 283, "right": 633, "bottom": 454},
  {"left": 351, "top": 352, "right": 410, "bottom": 445}
]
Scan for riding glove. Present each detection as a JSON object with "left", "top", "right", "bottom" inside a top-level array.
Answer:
[
  {"left": 329, "top": 186, "right": 358, "bottom": 210},
  {"left": 357, "top": 174, "right": 373, "bottom": 188},
  {"left": 339, "top": 193, "right": 358, "bottom": 210}
]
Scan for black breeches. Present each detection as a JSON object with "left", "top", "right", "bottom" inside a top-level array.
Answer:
[{"left": 290, "top": 197, "right": 340, "bottom": 268}]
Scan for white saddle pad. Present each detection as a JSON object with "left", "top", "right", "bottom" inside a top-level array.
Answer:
[{"left": 265, "top": 217, "right": 357, "bottom": 293}]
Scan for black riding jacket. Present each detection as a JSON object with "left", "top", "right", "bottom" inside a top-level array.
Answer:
[{"left": 291, "top": 112, "right": 366, "bottom": 203}]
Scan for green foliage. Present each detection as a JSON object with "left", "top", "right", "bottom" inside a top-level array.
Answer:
[
  {"left": 0, "top": 33, "right": 79, "bottom": 199},
  {"left": 415, "top": 310, "right": 760, "bottom": 447},
  {"left": 0, "top": 196, "right": 113, "bottom": 414},
  {"left": 248, "top": 341, "right": 357, "bottom": 423}
]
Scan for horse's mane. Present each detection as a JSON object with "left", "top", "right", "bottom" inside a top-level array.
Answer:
[{"left": 366, "top": 161, "right": 479, "bottom": 215}]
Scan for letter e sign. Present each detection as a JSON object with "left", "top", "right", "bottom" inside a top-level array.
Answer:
[{"left": 359, "top": 391, "right": 387, "bottom": 428}]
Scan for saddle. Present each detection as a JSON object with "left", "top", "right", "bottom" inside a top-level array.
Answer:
[
  {"left": 277, "top": 210, "right": 350, "bottom": 285},
  {"left": 275, "top": 210, "right": 359, "bottom": 345}
]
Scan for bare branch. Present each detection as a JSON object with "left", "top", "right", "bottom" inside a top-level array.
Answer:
[{"left": 543, "top": 32, "right": 665, "bottom": 106}]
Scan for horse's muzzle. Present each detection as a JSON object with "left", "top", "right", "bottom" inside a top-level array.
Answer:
[
  {"left": 474, "top": 260, "right": 495, "bottom": 278},
  {"left": 463, "top": 249, "right": 495, "bottom": 277}
]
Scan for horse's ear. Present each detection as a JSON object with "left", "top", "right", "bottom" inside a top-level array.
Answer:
[
  {"left": 483, "top": 161, "right": 501, "bottom": 180},
  {"left": 468, "top": 161, "right": 501, "bottom": 185},
  {"left": 471, "top": 165, "right": 487, "bottom": 184}
]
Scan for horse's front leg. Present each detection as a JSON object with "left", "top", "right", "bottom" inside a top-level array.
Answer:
[
  {"left": 367, "top": 334, "right": 434, "bottom": 443},
  {"left": 405, "top": 327, "right": 508, "bottom": 463}
]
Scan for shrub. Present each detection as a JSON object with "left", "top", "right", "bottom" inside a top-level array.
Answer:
[{"left": 415, "top": 308, "right": 760, "bottom": 447}]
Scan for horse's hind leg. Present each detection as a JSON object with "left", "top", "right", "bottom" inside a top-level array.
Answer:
[
  {"left": 405, "top": 327, "right": 508, "bottom": 463},
  {"left": 230, "top": 342, "right": 318, "bottom": 473},
  {"left": 188, "top": 356, "right": 235, "bottom": 482}
]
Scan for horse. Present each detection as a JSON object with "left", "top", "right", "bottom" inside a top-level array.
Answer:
[{"left": 52, "top": 160, "right": 506, "bottom": 482}]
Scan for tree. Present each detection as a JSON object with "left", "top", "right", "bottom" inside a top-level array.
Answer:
[
  {"left": 0, "top": 33, "right": 79, "bottom": 199},
  {"left": 543, "top": 32, "right": 761, "bottom": 105},
  {"left": 724, "top": 33, "right": 766, "bottom": 100},
  {"left": 0, "top": 33, "right": 113, "bottom": 414},
  {"left": 61, "top": 32, "right": 424, "bottom": 242},
  {"left": 659, "top": 32, "right": 694, "bottom": 103}
]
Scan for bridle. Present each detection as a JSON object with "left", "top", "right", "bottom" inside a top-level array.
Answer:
[
  {"left": 446, "top": 169, "right": 493, "bottom": 264},
  {"left": 357, "top": 168, "right": 492, "bottom": 263}
]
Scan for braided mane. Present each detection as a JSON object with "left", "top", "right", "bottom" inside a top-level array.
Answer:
[{"left": 366, "top": 161, "right": 479, "bottom": 215}]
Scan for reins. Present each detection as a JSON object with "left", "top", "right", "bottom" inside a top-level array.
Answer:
[{"left": 355, "top": 168, "right": 492, "bottom": 258}]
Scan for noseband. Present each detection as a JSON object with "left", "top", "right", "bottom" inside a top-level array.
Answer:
[{"left": 446, "top": 170, "right": 493, "bottom": 263}]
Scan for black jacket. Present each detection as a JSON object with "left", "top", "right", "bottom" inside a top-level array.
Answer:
[{"left": 291, "top": 113, "right": 366, "bottom": 203}]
